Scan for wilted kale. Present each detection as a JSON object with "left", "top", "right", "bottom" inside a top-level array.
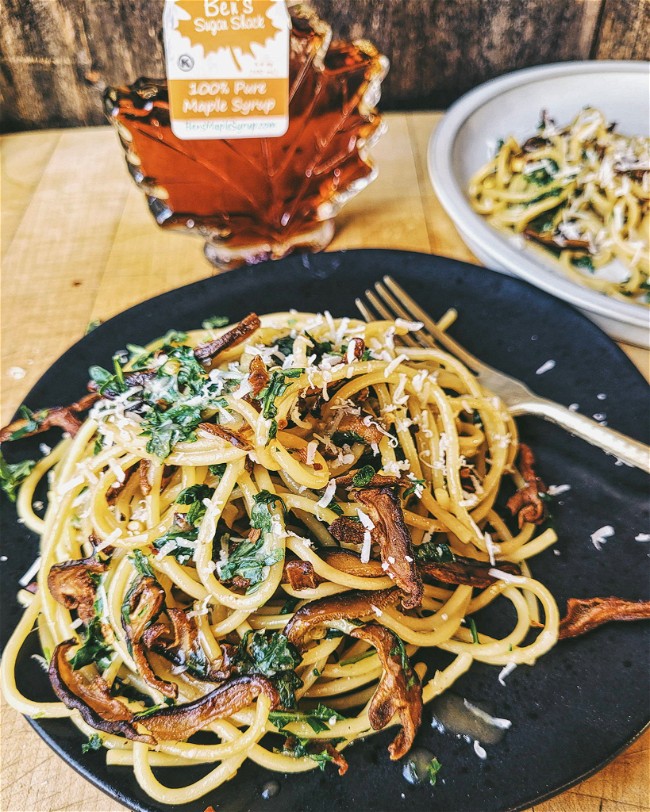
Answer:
[
  {"left": 352, "top": 465, "right": 375, "bottom": 487},
  {"left": 250, "top": 490, "right": 287, "bottom": 533},
  {"left": 281, "top": 736, "right": 346, "bottom": 770},
  {"left": 152, "top": 526, "right": 199, "bottom": 565},
  {"left": 414, "top": 540, "right": 454, "bottom": 564},
  {"left": 233, "top": 631, "right": 302, "bottom": 708},
  {"left": 219, "top": 536, "right": 283, "bottom": 591},
  {"left": 141, "top": 403, "right": 203, "bottom": 459},
  {"left": 70, "top": 617, "right": 113, "bottom": 670},
  {"left": 177, "top": 484, "right": 215, "bottom": 526},
  {"left": 81, "top": 734, "right": 103, "bottom": 753},
  {"left": 0, "top": 451, "right": 35, "bottom": 501},
  {"left": 269, "top": 703, "right": 345, "bottom": 734}
]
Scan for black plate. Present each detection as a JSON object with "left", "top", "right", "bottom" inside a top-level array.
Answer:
[{"left": 1, "top": 250, "right": 648, "bottom": 812}]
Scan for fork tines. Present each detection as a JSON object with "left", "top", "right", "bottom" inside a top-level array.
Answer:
[{"left": 357, "top": 276, "right": 484, "bottom": 374}]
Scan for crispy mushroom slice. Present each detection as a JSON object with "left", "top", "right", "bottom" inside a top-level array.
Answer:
[
  {"left": 420, "top": 556, "right": 521, "bottom": 589},
  {"left": 558, "top": 597, "right": 650, "bottom": 639},
  {"left": 322, "top": 549, "right": 386, "bottom": 578},
  {"left": 248, "top": 355, "right": 270, "bottom": 397},
  {"left": 283, "top": 559, "right": 321, "bottom": 591},
  {"left": 353, "top": 486, "right": 423, "bottom": 609},
  {"left": 139, "top": 459, "right": 152, "bottom": 495},
  {"left": 283, "top": 547, "right": 521, "bottom": 592},
  {"left": 143, "top": 608, "right": 223, "bottom": 681},
  {"left": 139, "top": 675, "right": 280, "bottom": 741},
  {"left": 328, "top": 516, "right": 366, "bottom": 546},
  {"left": 284, "top": 587, "right": 400, "bottom": 649},
  {"left": 199, "top": 422, "right": 252, "bottom": 450},
  {"left": 123, "top": 577, "right": 177, "bottom": 699},
  {"left": 523, "top": 228, "right": 590, "bottom": 252},
  {"left": 48, "top": 640, "right": 154, "bottom": 744},
  {"left": 0, "top": 393, "right": 100, "bottom": 443},
  {"left": 48, "top": 557, "right": 108, "bottom": 625},
  {"left": 194, "top": 314, "right": 261, "bottom": 363},
  {"left": 350, "top": 624, "right": 422, "bottom": 760},
  {"left": 506, "top": 443, "right": 548, "bottom": 528}
]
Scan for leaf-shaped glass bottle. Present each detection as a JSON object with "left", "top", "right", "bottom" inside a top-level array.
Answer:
[{"left": 104, "top": 2, "right": 388, "bottom": 270}]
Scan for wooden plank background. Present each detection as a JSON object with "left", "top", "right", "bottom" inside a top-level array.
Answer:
[{"left": 1, "top": 0, "right": 648, "bottom": 132}]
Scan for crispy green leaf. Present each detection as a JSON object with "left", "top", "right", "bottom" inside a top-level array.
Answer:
[
  {"left": 414, "top": 540, "right": 454, "bottom": 564},
  {"left": 0, "top": 451, "right": 35, "bottom": 502},
  {"left": 81, "top": 734, "right": 103, "bottom": 753},
  {"left": 202, "top": 315, "right": 230, "bottom": 329},
  {"left": 352, "top": 465, "right": 375, "bottom": 487}
]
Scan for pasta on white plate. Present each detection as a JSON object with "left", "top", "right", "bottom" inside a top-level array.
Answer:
[
  {"left": 4, "top": 308, "right": 645, "bottom": 806},
  {"left": 468, "top": 107, "right": 650, "bottom": 304}
]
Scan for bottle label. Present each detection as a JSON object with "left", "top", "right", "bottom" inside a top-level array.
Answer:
[{"left": 163, "top": 0, "right": 290, "bottom": 140}]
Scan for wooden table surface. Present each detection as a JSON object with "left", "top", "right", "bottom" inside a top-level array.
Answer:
[{"left": 1, "top": 112, "right": 648, "bottom": 812}]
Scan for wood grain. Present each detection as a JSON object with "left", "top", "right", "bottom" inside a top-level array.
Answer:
[
  {"left": 0, "top": 0, "right": 647, "bottom": 132},
  {"left": 594, "top": 0, "right": 650, "bottom": 59},
  {"left": 0, "top": 114, "right": 648, "bottom": 812}
]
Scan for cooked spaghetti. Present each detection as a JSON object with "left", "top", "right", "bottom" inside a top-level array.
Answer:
[
  {"left": 468, "top": 107, "right": 650, "bottom": 303},
  {"left": 1, "top": 311, "right": 564, "bottom": 804}
]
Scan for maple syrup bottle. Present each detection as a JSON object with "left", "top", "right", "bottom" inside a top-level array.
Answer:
[{"left": 104, "top": 3, "right": 388, "bottom": 270}]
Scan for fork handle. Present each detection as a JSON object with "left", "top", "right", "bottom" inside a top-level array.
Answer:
[{"left": 510, "top": 398, "right": 650, "bottom": 474}]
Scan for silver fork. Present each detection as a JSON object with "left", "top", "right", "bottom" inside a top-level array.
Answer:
[{"left": 356, "top": 275, "right": 650, "bottom": 474}]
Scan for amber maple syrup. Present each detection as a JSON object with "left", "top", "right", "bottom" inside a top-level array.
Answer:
[{"left": 104, "top": 5, "right": 387, "bottom": 269}]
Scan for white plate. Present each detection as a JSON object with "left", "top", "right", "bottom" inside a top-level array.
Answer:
[{"left": 428, "top": 61, "right": 650, "bottom": 347}]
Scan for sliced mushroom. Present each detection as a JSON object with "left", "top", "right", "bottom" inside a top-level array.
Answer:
[
  {"left": 350, "top": 623, "right": 422, "bottom": 760},
  {"left": 353, "top": 486, "right": 423, "bottom": 609},
  {"left": 139, "top": 459, "right": 152, "bottom": 495},
  {"left": 558, "top": 596, "right": 650, "bottom": 639},
  {"left": 139, "top": 675, "right": 280, "bottom": 741},
  {"left": 48, "top": 640, "right": 154, "bottom": 743},
  {"left": 248, "top": 355, "right": 270, "bottom": 397},
  {"left": 284, "top": 587, "right": 400, "bottom": 649},
  {"left": 143, "top": 608, "right": 224, "bottom": 681},
  {"left": 420, "top": 556, "right": 521, "bottom": 589},
  {"left": 123, "top": 577, "right": 177, "bottom": 699},
  {"left": 194, "top": 314, "right": 261, "bottom": 363},
  {"left": 506, "top": 443, "right": 548, "bottom": 528},
  {"left": 523, "top": 228, "right": 590, "bottom": 252},
  {"left": 283, "top": 547, "right": 521, "bottom": 593},
  {"left": 0, "top": 393, "right": 99, "bottom": 443},
  {"left": 323, "top": 549, "right": 386, "bottom": 578},
  {"left": 48, "top": 557, "right": 108, "bottom": 625},
  {"left": 199, "top": 422, "right": 252, "bottom": 450},
  {"left": 283, "top": 559, "right": 321, "bottom": 590},
  {"left": 328, "top": 516, "right": 366, "bottom": 546}
]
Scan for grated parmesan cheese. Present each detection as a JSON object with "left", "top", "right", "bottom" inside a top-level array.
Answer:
[
  {"left": 317, "top": 479, "right": 337, "bottom": 508},
  {"left": 498, "top": 662, "right": 517, "bottom": 685},
  {"left": 305, "top": 440, "right": 318, "bottom": 467},
  {"left": 547, "top": 484, "right": 571, "bottom": 496},
  {"left": 384, "top": 354, "right": 408, "bottom": 378},
  {"left": 395, "top": 318, "right": 423, "bottom": 332},
  {"left": 535, "top": 359, "right": 556, "bottom": 375},
  {"left": 488, "top": 568, "right": 527, "bottom": 585},
  {"left": 19, "top": 556, "right": 41, "bottom": 587},
  {"left": 590, "top": 525, "right": 614, "bottom": 551}
]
